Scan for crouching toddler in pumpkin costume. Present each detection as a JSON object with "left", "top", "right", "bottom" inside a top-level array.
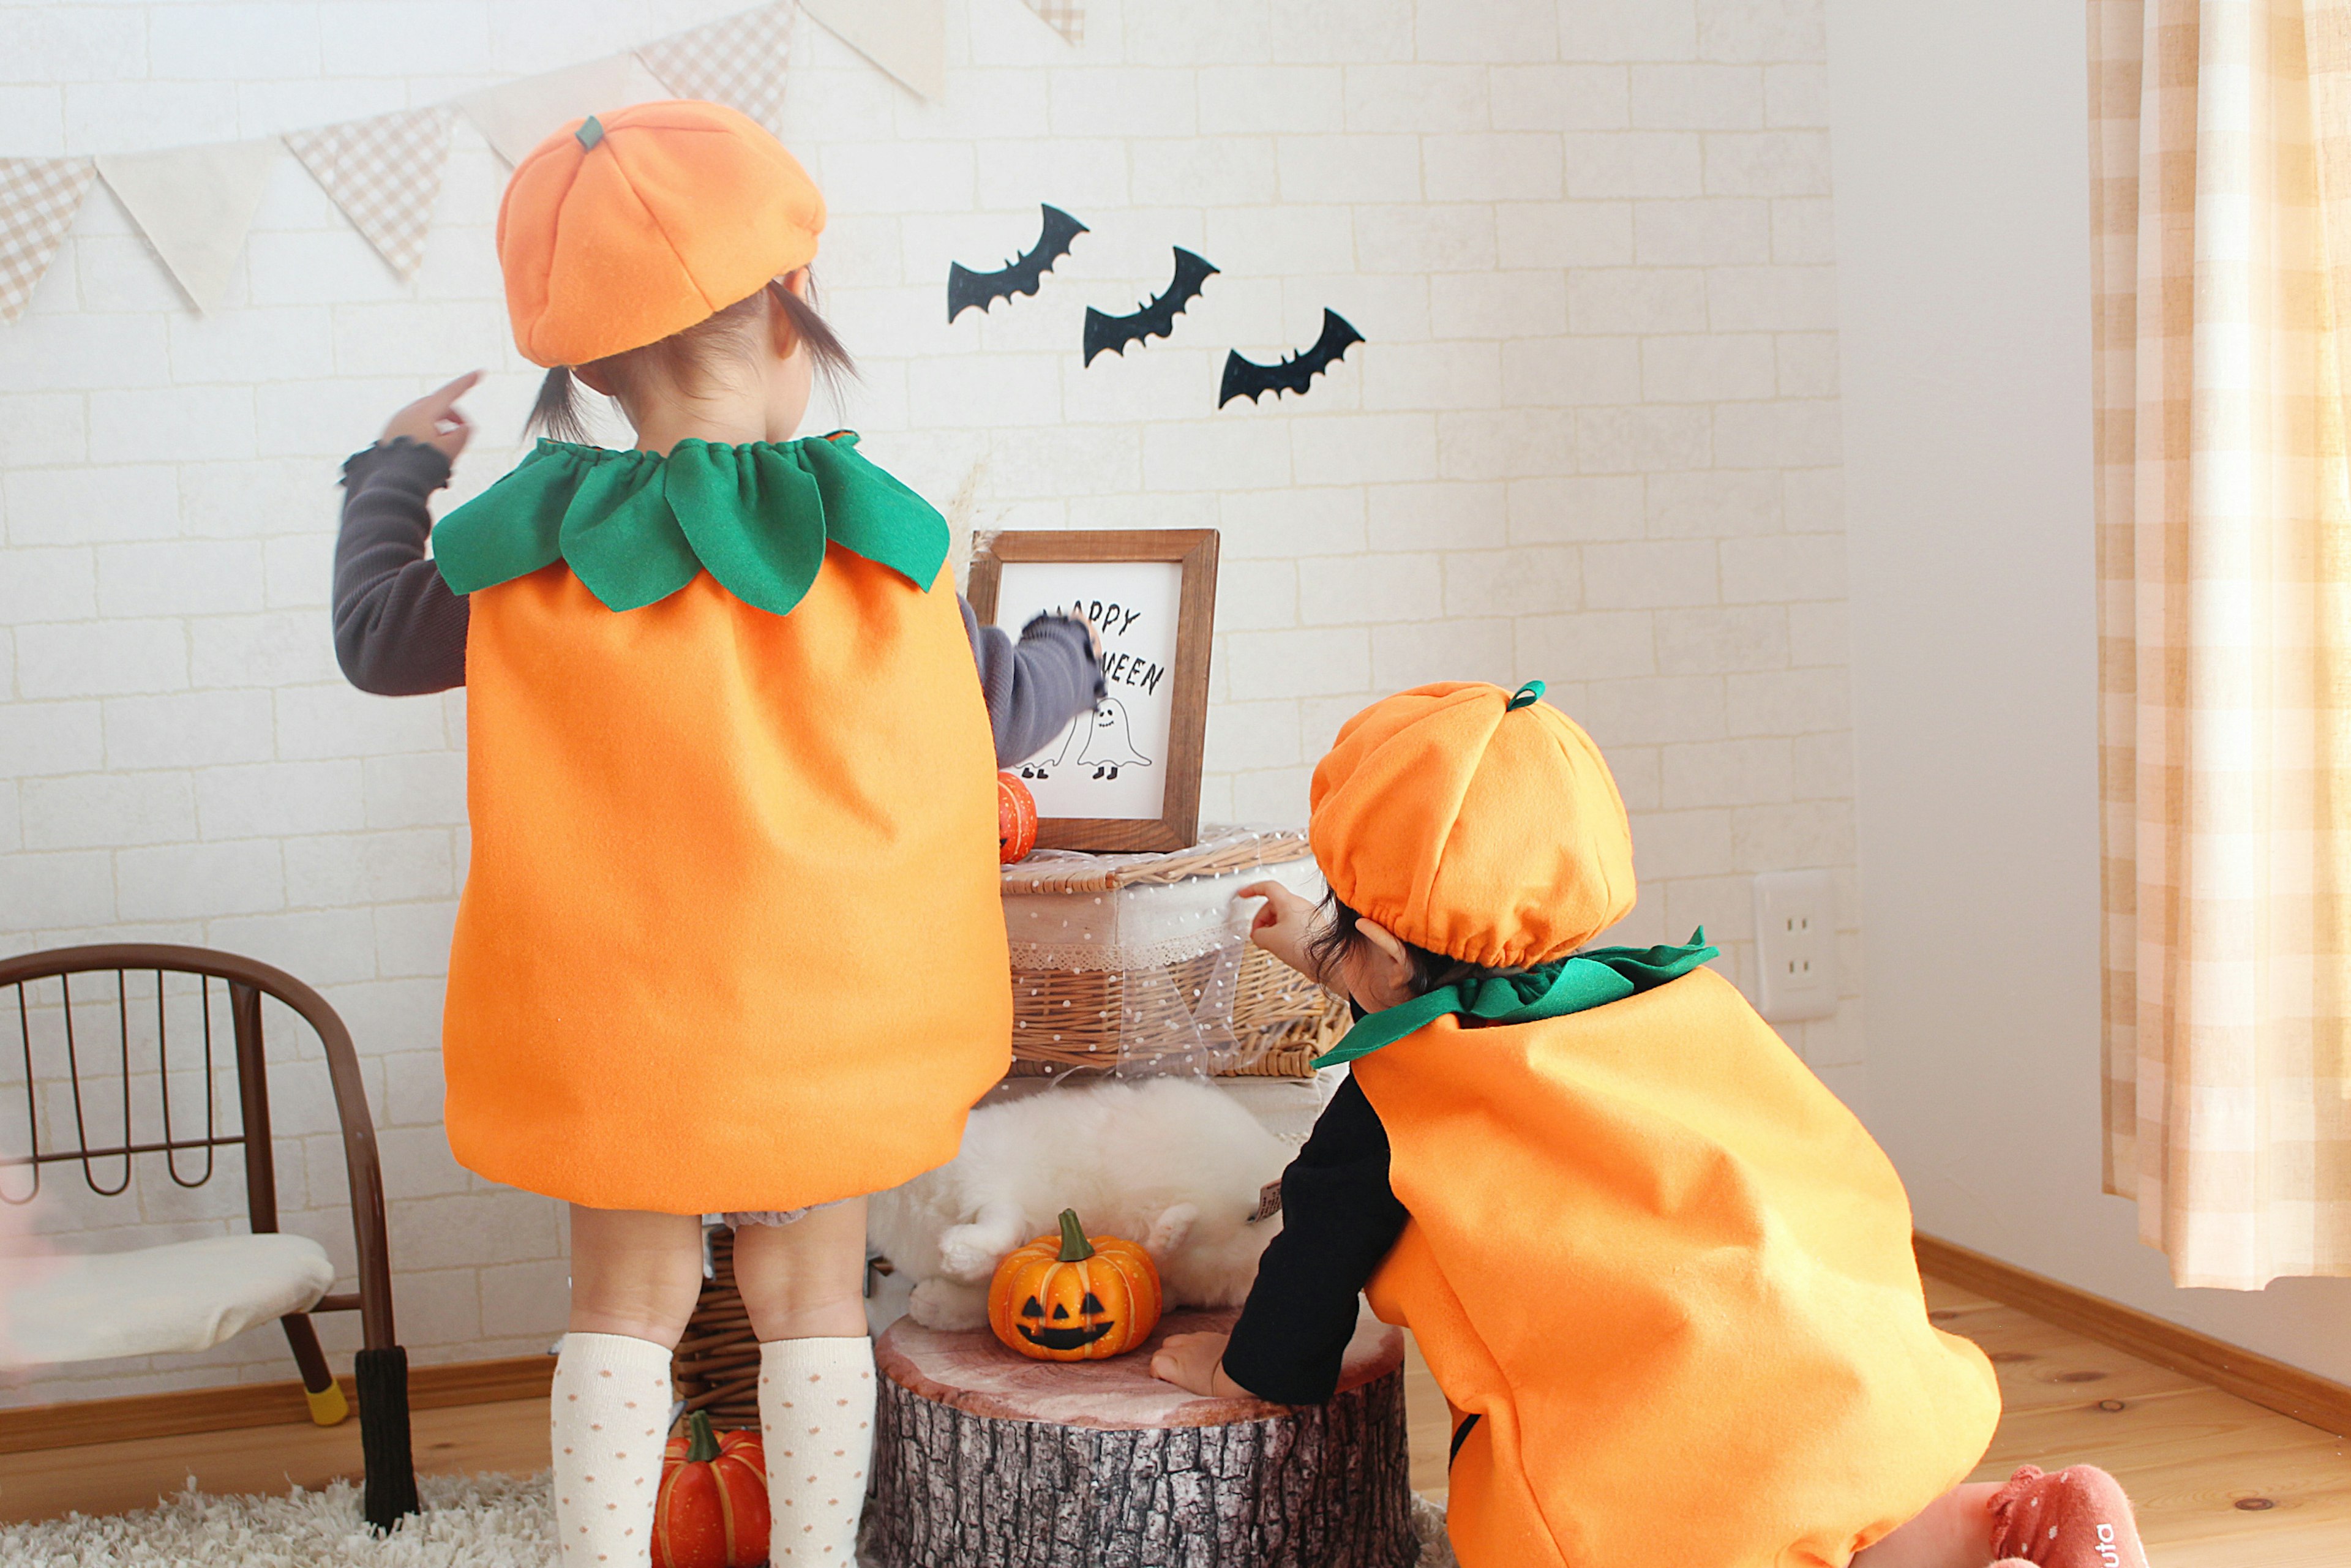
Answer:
[
  {"left": 1153, "top": 681, "right": 2150, "bottom": 1568},
  {"left": 329, "top": 102, "right": 1102, "bottom": 1563}
]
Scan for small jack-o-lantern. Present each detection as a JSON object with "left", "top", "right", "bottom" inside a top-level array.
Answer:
[
  {"left": 998, "top": 771, "right": 1038, "bottom": 864},
  {"left": 988, "top": 1208, "right": 1161, "bottom": 1362}
]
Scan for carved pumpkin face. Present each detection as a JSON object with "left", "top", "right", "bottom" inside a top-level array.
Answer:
[{"left": 988, "top": 1209, "right": 1162, "bottom": 1362}]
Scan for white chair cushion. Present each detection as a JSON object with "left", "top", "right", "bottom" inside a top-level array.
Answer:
[{"left": 5, "top": 1233, "right": 336, "bottom": 1366}]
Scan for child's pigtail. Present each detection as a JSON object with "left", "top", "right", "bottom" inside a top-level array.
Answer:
[
  {"left": 525, "top": 364, "right": 591, "bottom": 444},
  {"left": 771, "top": 275, "right": 858, "bottom": 410}
]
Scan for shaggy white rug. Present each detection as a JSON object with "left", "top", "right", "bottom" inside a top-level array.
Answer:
[
  {"left": 0, "top": 1474, "right": 553, "bottom": 1566},
  {"left": 0, "top": 1474, "right": 1457, "bottom": 1566}
]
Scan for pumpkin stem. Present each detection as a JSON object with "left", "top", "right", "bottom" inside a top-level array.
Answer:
[
  {"left": 684, "top": 1407, "right": 721, "bottom": 1463},
  {"left": 1055, "top": 1208, "right": 1095, "bottom": 1262}
]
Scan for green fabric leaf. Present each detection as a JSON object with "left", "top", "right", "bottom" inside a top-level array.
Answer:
[
  {"left": 557, "top": 448, "right": 698, "bottom": 612},
  {"left": 429, "top": 433, "right": 950, "bottom": 615},
  {"left": 1310, "top": 928, "right": 1723, "bottom": 1069}
]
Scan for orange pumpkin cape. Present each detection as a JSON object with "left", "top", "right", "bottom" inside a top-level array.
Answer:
[
  {"left": 1311, "top": 683, "right": 2000, "bottom": 1568},
  {"left": 429, "top": 433, "right": 1009, "bottom": 1214}
]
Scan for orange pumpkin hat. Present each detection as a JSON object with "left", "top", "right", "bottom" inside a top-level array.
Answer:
[
  {"left": 495, "top": 99, "right": 825, "bottom": 367},
  {"left": 1309, "top": 681, "right": 1635, "bottom": 969}
]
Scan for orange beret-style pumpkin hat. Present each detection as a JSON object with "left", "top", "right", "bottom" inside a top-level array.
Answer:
[
  {"left": 496, "top": 100, "right": 825, "bottom": 367},
  {"left": 1310, "top": 681, "right": 1636, "bottom": 969}
]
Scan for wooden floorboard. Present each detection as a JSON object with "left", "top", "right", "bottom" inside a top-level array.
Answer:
[{"left": 3, "top": 1278, "right": 2345, "bottom": 1567}]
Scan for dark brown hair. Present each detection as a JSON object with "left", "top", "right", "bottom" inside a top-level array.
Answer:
[
  {"left": 526, "top": 271, "right": 855, "bottom": 444},
  {"left": 1305, "top": 890, "right": 1525, "bottom": 1002}
]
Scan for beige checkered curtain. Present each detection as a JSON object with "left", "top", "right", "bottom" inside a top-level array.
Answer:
[{"left": 2093, "top": 0, "right": 2351, "bottom": 1288}]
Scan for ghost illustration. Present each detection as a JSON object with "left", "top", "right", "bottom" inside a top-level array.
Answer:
[
  {"left": 1018, "top": 715, "right": 1082, "bottom": 781},
  {"left": 1074, "top": 697, "right": 1154, "bottom": 781}
]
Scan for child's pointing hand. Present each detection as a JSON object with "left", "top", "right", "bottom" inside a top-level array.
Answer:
[{"left": 380, "top": 370, "right": 483, "bottom": 463}]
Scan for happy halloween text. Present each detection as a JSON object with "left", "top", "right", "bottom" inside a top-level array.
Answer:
[{"left": 1056, "top": 598, "right": 1166, "bottom": 697}]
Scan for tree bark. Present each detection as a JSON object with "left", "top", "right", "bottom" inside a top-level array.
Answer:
[{"left": 864, "top": 1310, "right": 1418, "bottom": 1568}]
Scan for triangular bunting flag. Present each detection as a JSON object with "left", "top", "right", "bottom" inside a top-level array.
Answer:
[
  {"left": 460, "top": 54, "right": 636, "bottom": 166},
  {"left": 801, "top": 0, "right": 944, "bottom": 100},
  {"left": 1025, "top": 0, "right": 1083, "bottom": 44},
  {"left": 96, "top": 140, "right": 280, "bottom": 314},
  {"left": 639, "top": 2, "right": 797, "bottom": 130},
  {"left": 0, "top": 157, "right": 97, "bottom": 324},
  {"left": 284, "top": 107, "right": 454, "bottom": 281}
]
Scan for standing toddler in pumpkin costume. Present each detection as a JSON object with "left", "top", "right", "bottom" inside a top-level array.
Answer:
[
  {"left": 329, "top": 102, "right": 1101, "bottom": 1562},
  {"left": 1153, "top": 681, "right": 2152, "bottom": 1568}
]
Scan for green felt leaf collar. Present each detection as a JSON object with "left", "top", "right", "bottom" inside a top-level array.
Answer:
[
  {"left": 1311, "top": 929, "right": 1722, "bottom": 1069},
  {"left": 430, "top": 433, "right": 950, "bottom": 617}
]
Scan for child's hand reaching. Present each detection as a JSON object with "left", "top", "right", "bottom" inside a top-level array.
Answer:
[
  {"left": 1237, "top": 880, "right": 1325, "bottom": 986},
  {"left": 1149, "top": 1330, "right": 1253, "bottom": 1399},
  {"left": 379, "top": 370, "right": 482, "bottom": 462}
]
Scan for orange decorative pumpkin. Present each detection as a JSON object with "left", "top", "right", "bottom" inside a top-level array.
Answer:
[
  {"left": 988, "top": 1207, "right": 1162, "bottom": 1362},
  {"left": 652, "top": 1409, "right": 769, "bottom": 1568},
  {"left": 997, "top": 770, "right": 1038, "bottom": 863}
]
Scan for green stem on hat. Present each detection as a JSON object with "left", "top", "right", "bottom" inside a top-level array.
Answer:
[
  {"left": 1055, "top": 1209, "right": 1095, "bottom": 1262},
  {"left": 1508, "top": 680, "right": 1546, "bottom": 711},
  {"left": 575, "top": 115, "right": 605, "bottom": 151},
  {"left": 684, "top": 1408, "right": 720, "bottom": 1463}
]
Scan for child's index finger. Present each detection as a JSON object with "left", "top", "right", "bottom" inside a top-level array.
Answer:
[{"left": 429, "top": 369, "right": 484, "bottom": 408}]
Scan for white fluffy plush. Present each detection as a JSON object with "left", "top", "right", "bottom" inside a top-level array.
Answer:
[{"left": 868, "top": 1078, "right": 1291, "bottom": 1330}]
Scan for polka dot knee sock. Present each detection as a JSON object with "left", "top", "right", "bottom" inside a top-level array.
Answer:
[
  {"left": 549, "top": 1331, "right": 672, "bottom": 1566},
  {"left": 759, "top": 1335, "right": 876, "bottom": 1563}
]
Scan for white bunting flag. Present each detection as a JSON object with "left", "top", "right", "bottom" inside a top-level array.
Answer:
[
  {"left": 0, "top": 157, "right": 97, "bottom": 324},
  {"left": 96, "top": 140, "right": 280, "bottom": 314},
  {"left": 1026, "top": 0, "right": 1082, "bottom": 44},
  {"left": 801, "top": 0, "right": 944, "bottom": 100},
  {"left": 284, "top": 106, "right": 454, "bottom": 281},
  {"left": 459, "top": 54, "right": 636, "bottom": 166},
  {"left": 639, "top": 2, "right": 798, "bottom": 130}
]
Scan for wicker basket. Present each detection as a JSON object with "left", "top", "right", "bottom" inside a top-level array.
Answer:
[
  {"left": 1002, "top": 827, "right": 1344, "bottom": 1079},
  {"left": 671, "top": 1226, "right": 760, "bottom": 1431}
]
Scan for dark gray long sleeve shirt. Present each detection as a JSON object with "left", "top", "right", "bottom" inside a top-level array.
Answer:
[{"left": 332, "top": 438, "right": 1103, "bottom": 767}]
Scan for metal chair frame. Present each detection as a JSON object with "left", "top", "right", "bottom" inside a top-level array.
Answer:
[{"left": 0, "top": 943, "right": 418, "bottom": 1528}]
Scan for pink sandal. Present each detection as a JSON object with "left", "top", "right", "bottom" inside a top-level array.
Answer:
[{"left": 1988, "top": 1465, "right": 2150, "bottom": 1568}]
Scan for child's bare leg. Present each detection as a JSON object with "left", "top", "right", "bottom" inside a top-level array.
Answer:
[
  {"left": 553, "top": 1206, "right": 705, "bottom": 1566},
  {"left": 567, "top": 1204, "right": 707, "bottom": 1340},
  {"left": 1852, "top": 1482, "right": 2000, "bottom": 1568},
  {"left": 732, "top": 1199, "right": 876, "bottom": 1563},
  {"left": 733, "top": 1196, "right": 870, "bottom": 1338}
]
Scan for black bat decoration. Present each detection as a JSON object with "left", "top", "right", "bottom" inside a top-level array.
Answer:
[
  {"left": 1218, "top": 309, "right": 1365, "bottom": 407},
  {"left": 948, "top": 204, "right": 1088, "bottom": 322},
  {"left": 1082, "top": 247, "right": 1219, "bottom": 364}
]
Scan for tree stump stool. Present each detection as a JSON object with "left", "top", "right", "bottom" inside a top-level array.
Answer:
[{"left": 864, "top": 1308, "right": 1417, "bottom": 1568}]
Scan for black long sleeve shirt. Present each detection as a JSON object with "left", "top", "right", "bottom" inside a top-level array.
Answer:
[
  {"left": 1221, "top": 1072, "right": 1412, "bottom": 1406},
  {"left": 332, "top": 438, "right": 1104, "bottom": 765}
]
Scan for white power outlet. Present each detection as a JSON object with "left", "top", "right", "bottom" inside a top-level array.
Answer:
[{"left": 1752, "top": 869, "right": 1838, "bottom": 1022}]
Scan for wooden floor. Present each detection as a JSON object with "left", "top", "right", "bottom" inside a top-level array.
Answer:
[{"left": 4, "top": 1277, "right": 2346, "bottom": 1566}]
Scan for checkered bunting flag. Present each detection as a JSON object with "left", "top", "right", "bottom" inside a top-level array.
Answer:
[
  {"left": 639, "top": 2, "right": 797, "bottom": 130},
  {"left": 1026, "top": 0, "right": 1082, "bottom": 44},
  {"left": 0, "top": 157, "right": 97, "bottom": 324},
  {"left": 283, "top": 107, "right": 454, "bottom": 281}
]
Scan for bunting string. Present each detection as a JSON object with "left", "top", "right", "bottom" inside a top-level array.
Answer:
[{"left": 0, "top": 0, "right": 1082, "bottom": 325}]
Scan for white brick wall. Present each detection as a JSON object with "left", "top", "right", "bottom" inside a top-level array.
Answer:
[{"left": 0, "top": 0, "right": 1862, "bottom": 1403}]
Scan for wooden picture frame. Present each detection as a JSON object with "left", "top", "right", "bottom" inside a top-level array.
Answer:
[{"left": 967, "top": 529, "right": 1220, "bottom": 853}]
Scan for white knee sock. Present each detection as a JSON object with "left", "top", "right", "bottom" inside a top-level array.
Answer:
[
  {"left": 550, "top": 1331, "right": 673, "bottom": 1566},
  {"left": 759, "top": 1336, "right": 877, "bottom": 1563}
]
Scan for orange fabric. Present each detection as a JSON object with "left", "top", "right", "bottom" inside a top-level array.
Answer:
[
  {"left": 1355, "top": 969, "right": 2001, "bottom": 1568},
  {"left": 1308, "top": 682, "right": 1635, "bottom": 967},
  {"left": 496, "top": 99, "right": 825, "bottom": 367},
  {"left": 441, "top": 549, "right": 1010, "bottom": 1214}
]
